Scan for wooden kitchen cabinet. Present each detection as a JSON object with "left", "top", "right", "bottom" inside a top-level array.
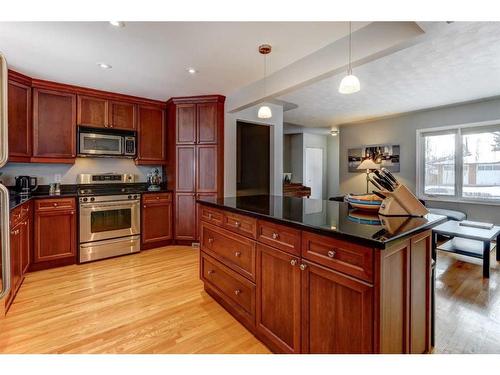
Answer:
[
  {"left": 174, "top": 193, "right": 197, "bottom": 241},
  {"left": 141, "top": 192, "right": 173, "bottom": 249},
  {"left": 33, "top": 198, "right": 77, "bottom": 271},
  {"left": 137, "top": 105, "right": 166, "bottom": 163},
  {"left": 77, "top": 95, "right": 107, "bottom": 128},
  {"left": 8, "top": 71, "right": 32, "bottom": 162},
  {"left": 167, "top": 96, "right": 225, "bottom": 243},
  {"left": 301, "top": 260, "right": 374, "bottom": 354},
  {"left": 20, "top": 209, "right": 32, "bottom": 275},
  {"left": 77, "top": 95, "right": 137, "bottom": 130},
  {"left": 32, "top": 88, "right": 77, "bottom": 163},
  {"left": 256, "top": 243, "right": 302, "bottom": 353}
]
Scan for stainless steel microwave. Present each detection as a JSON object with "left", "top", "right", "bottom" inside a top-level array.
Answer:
[{"left": 78, "top": 128, "right": 136, "bottom": 158}]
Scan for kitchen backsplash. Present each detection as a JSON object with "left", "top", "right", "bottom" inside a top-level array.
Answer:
[{"left": 0, "top": 158, "right": 164, "bottom": 186}]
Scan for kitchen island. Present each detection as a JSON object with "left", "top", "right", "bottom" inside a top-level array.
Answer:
[{"left": 197, "top": 195, "right": 446, "bottom": 354}]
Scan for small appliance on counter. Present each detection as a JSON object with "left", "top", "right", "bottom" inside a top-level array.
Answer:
[
  {"left": 15, "top": 176, "right": 38, "bottom": 194},
  {"left": 147, "top": 168, "right": 162, "bottom": 191}
]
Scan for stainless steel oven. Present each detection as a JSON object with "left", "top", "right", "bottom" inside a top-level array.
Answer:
[
  {"left": 78, "top": 128, "right": 136, "bottom": 157},
  {"left": 79, "top": 194, "right": 140, "bottom": 262}
]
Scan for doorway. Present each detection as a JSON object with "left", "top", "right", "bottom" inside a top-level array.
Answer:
[
  {"left": 236, "top": 121, "right": 270, "bottom": 196},
  {"left": 305, "top": 147, "right": 323, "bottom": 199}
]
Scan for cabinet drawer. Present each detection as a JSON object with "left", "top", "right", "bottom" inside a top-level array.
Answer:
[
  {"left": 257, "top": 220, "right": 301, "bottom": 256},
  {"left": 35, "top": 198, "right": 75, "bottom": 211},
  {"left": 222, "top": 211, "right": 257, "bottom": 239},
  {"left": 302, "top": 232, "right": 374, "bottom": 282},
  {"left": 200, "top": 222, "right": 256, "bottom": 281},
  {"left": 143, "top": 192, "right": 171, "bottom": 203},
  {"left": 10, "top": 201, "right": 31, "bottom": 227},
  {"left": 199, "top": 205, "right": 223, "bottom": 226},
  {"left": 201, "top": 252, "right": 255, "bottom": 317}
]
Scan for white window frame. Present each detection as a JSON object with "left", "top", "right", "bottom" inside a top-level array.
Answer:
[{"left": 416, "top": 119, "right": 500, "bottom": 206}]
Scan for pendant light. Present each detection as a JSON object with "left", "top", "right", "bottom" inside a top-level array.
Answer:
[
  {"left": 258, "top": 44, "right": 272, "bottom": 119},
  {"left": 338, "top": 22, "right": 360, "bottom": 95}
]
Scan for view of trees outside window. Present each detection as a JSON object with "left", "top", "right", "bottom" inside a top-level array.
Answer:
[
  {"left": 423, "top": 129, "right": 500, "bottom": 200},
  {"left": 424, "top": 133, "right": 455, "bottom": 195},
  {"left": 462, "top": 131, "right": 500, "bottom": 199}
]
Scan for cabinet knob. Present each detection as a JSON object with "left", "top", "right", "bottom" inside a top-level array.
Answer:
[
  {"left": 208, "top": 237, "right": 214, "bottom": 244},
  {"left": 234, "top": 251, "right": 241, "bottom": 257},
  {"left": 53, "top": 203, "right": 58, "bottom": 207},
  {"left": 156, "top": 196, "right": 160, "bottom": 200},
  {"left": 143, "top": 205, "right": 147, "bottom": 208},
  {"left": 290, "top": 259, "right": 298, "bottom": 266},
  {"left": 207, "top": 270, "right": 215, "bottom": 275},
  {"left": 299, "top": 264, "right": 308, "bottom": 271},
  {"left": 234, "top": 289, "right": 241, "bottom": 296},
  {"left": 234, "top": 221, "right": 241, "bottom": 228},
  {"left": 272, "top": 232, "right": 279, "bottom": 240},
  {"left": 208, "top": 213, "right": 213, "bottom": 219},
  {"left": 70, "top": 211, "right": 75, "bottom": 215},
  {"left": 327, "top": 250, "right": 336, "bottom": 258}
]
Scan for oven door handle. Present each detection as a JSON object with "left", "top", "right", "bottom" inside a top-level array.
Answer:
[{"left": 80, "top": 201, "right": 139, "bottom": 210}]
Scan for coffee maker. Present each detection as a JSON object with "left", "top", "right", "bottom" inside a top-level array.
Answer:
[{"left": 15, "top": 176, "right": 38, "bottom": 194}]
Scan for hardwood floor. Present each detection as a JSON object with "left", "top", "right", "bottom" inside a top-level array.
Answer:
[
  {"left": 434, "top": 250, "right": 500, "bottom": 353},
  {"left": 0, "top": 246, "right": 270, "bottom": 354},
  {"left": 1, "top": 245, "right": 499, "bottom": 354}
]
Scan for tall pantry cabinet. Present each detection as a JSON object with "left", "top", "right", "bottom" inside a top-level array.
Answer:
[{"left": 166, "top": 95, "right": 225, "bottom": 242}]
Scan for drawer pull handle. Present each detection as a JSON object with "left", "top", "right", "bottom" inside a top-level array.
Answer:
[
  {"left": 299, "top": 264, "right": 308, "bottom": 271},
  {"left": 208, "top": 237, "right": 214, "bottom": 244},
  {"left": 272, "top": 232, "right": 279, "bottom": 240},
  {"left": 234, "top": 221, "right": 241, "bottom": 228},
  {"left": 207, "top": 270, "right": 215, "bottom": 275},
  {"left": 234, "top": 251, "right": 241, "bottom": 257},
  {"left": 53, "top": 203, "right": 58, "bottom": 207},
  {"left": 234, "top": 289, "right": 241, "bottom": 296},
  {"left": 208, "top": 213, "right": 213, "bottom": 219},
  {"left": 327, "top": 250, "right": 336, "bottom": 258},
  {"left": 156, "top": 196, "right": 160, "bottom": 200},
  {"left": 290, "top": 259, "right": 298, "bottom": 266}
]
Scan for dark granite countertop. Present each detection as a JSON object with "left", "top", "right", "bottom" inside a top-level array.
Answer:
[
  {"left": 197, "top": 195, "right": 447, "bottom": 249},
  {"left": 8, "top": 184, "right": 173, "bottom": 211}
]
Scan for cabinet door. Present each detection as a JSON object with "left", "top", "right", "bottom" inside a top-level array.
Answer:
[
  {"left": 142, "top": 201, "right": 173, "bottom": 245},
  {"left": 34, "top": 209, "right": 76, "bottom": 263},
  {"left": 256, "top": 243, "right": 301, "bottom": 353},
  {"left": 20, "top": 216, "right": 31, "bottom": 275},
  {"left": 8, "top": 80, "right": 32, "bottom": 160},
  {"left": 176, "top": 146, "right": 196, "bottom": 192},
  {"left": 77, "top": 95, "right": 108, "bottom": 128},
  {"left": 197, "top": 102, "right": 218, "bottom": 144},
  {"left": 301, "top": 261, "right": 374, "bottom": 354},
  {"left": 196, "top": 145, "right": 218, "bottom": 193},
  {"left": 108, "top": 100, "right": 136, "bottom": 130},
  {"left": 176, "top": 103, "right": 196, "bottom": 144},
  {"left": 175, "top": 193, "right": 197, "bottom": 241},
  {"left": 10, "top": 222, "right": 22, "bottom": 297},
  {"left": 33, "top": 88, "right": 76, "bottom": 160},
  {"left": 138, "top": 105, "right": 166, "bottom": 161}
]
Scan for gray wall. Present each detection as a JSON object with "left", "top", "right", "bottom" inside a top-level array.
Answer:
[
  {"left": 289, "top": 134, "right": 304, "bottom": 184},
  {"left": 339, "top": 97, "right": 500, "bottom": 222}
]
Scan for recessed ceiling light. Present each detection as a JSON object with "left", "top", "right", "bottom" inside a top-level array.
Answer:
[
  {"left": 97, "top": 63, "right": 112, "bottom": 70},
  {"left": 187, "top": 67, "right": 197, "bottom": 74},
  {"left": 109, "top": 21, "right": 125, "bottom": 27}
]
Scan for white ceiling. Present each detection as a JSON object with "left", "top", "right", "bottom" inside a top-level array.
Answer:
[
  {"left": 0, "top": 21, "right": 365, "bottom": 101},
  {"left": 279, "top": 22, "right": 500, "bottom": 128}
]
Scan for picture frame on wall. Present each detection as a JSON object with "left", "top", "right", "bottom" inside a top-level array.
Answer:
[{"left": 348, "top": 144, "right": 400, "bottom": 172}]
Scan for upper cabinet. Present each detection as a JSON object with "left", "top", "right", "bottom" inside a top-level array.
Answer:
[
  {"left": 8, "top": 71, "right": 32, "bottom": 162},
  {"left": 137, "top": 105, "right": 166, "bottom": 163},
  {"left": 32, "top": 87, "right": 77, "bottom": 163},
  {"left": 175, "top": 102, "right": 219, "bottom": 144},
  {"left": 77, "top": 95, "right": 137, "bottom": 130}
]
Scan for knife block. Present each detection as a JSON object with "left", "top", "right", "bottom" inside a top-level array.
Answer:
[{"left": 378, "top": 184, "right": 428, "bottom": 217}]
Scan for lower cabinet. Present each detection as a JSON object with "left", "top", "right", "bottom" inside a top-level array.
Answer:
[
  {"left": 33, "top": 198, "right": 77, "bottom": 270},
  {"left": 301, "top": 261, "right": 374, "bottom": 354},
  {"left": 141, "top": 192, "right": 173, "bottom": 249},
  {"left": 256, "top": 243, "right": 301, "bottom": 354}
]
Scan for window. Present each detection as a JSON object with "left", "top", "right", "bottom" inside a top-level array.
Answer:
[{"left": 418, "top": 123, "right": 500, "bottom": 202}]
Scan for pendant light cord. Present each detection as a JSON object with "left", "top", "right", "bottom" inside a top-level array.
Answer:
[
  {"left": 348, "top": 21, "right": 352, "bottom": 75},
  {"left": 264, "top": 53, "right": 267, "bottom": 96}
]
